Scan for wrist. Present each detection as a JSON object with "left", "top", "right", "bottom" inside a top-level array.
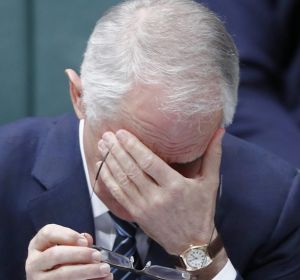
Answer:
[
  {"left": 189, "top": 248, "right": 228, "bottom": 280},
  {"left": 176, "top": 234, "right": 228, "bottom": 279},
  {"left": 174, "top": 228, "right": 219, "bottom": 256}
]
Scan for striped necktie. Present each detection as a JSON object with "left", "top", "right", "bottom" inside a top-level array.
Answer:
[{"left": 110, "top": 212, "right": 141, "bottom": 280}]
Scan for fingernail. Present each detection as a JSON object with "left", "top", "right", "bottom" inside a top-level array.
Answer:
[
  {"left": 116, "top": 130, "right": 127, "bottom": 142},
  {"left": 100, "top": 263, "right": 111, "bottom": 274},
  {"left": 92, "top": 251, "right": 101, "bottom": 262},
  {"left": 103, "top": 132, "right": 116, "bottom": 149},
  {"left": 102, "top": 132, "right": 112, "bottom": 142},
  {"left": 77, "top": 236, "right": 88, "bottom": 246},
  {"left": 98, "top": 139, "right": 108, "bottom": 153}
]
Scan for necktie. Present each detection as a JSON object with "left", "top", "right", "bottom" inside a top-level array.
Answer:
[{"left": 109, "top": 212, "right": 141, "bottom": 280}]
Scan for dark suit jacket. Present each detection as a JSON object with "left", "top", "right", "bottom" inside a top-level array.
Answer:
[
  {"left": 200, "top": 0, "right": 300, "bottom": 168},
  {"left": 0, "top": 113, "right": 300, "bottom": 279}
]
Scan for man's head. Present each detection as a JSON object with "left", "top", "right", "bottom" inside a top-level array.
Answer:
[
  {"left": 66, "top": 0, "right": 238, "bottom": 219},
  {"left": 71, "top": 0, "right": 238, "bottom": 125},
  {"left": 68, "top": 0, "right": 238, "bottom": 170}
]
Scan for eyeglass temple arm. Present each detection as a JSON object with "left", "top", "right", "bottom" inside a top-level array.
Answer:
[{"left": 95, "top": 149, "right": 110, "bottom": 180}]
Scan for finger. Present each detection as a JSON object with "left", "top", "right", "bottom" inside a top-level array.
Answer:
[
  {"left": 100, "top": 132, "right": 156, "bottom": 193},
  {"left": 99, "top": 140, "right": 143, "bottom": 200},
  {"left": 201, "top": 128, "right": 225, "bottom": 179},
  {"left": 115, "top": 129, "right": 178, "bottom": 186},
  {"left": 99, "top": 160, "right": 134, "bottom": 213},
  {"left": 29, "top": 224, "right": 88, "bottom": 252},
  {"left": 33, "top": 246, "right": 102, "bottom": 271},
  {"left": 44, "top": 263, "right": 111, "bottom": 280},
  {"left": 82, "top": 232, "right": 94, "bottom": 247}
]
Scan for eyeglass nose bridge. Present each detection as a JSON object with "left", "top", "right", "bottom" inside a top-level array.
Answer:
[
  {"left": 142, "top": 263, "right": 191, "bottom": 280},
  {"left": 140, "top": 260, "right": 152, "bottom": 271},
  {"left": 144, "top": 261, "right": 152, "bottom": 268}
]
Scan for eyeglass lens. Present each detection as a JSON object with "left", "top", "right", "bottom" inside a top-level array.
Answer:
[{"left": 94, "top": 246, "right": 190, "bottom": 280}]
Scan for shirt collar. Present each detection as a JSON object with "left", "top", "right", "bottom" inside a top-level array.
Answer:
[{"left": 79, "top": 119, "right": 109, "bottom": 217}]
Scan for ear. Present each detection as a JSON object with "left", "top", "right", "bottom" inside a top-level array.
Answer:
[{"left": 65, "top": 68, "right": 85, "bottom": 119}]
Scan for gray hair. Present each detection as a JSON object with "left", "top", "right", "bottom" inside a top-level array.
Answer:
[{"left": 80, "top": 0, "right": 239, "bottom": 126}]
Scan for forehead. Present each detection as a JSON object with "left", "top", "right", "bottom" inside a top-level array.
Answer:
[
  {"left": 119, "top": 85, "right": 221, "bottom": 163},
  {"left": 122, "top": 84, "right": 213, "bottom": 126}
]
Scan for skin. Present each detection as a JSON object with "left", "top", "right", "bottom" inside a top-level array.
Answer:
[
  {"left": 26, "top": 69, "right": 228, "bottom": 279},
  {"left": 25, "top": 224, "right": 113, "bottom": 280}
]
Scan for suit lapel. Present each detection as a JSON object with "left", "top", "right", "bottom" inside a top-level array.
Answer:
[{"left": 28, "top": 114, "right": 95, "bottom": 237}]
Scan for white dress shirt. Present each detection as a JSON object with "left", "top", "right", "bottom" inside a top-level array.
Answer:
[{"left": 79, "top": 119, "right": 236, "bottom": 279}]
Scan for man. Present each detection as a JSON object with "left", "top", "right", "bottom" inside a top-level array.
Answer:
[{"left": 0, "top": 0, "right": 300, "bottom": 279}]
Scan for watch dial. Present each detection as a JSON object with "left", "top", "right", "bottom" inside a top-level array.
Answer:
[{"left": 186, "top": 248, "right": 211, "bottom": 269}]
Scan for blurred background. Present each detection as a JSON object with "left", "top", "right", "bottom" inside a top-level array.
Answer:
[{"left": 0, "top": 0, "right": 120, "bottom": 125}]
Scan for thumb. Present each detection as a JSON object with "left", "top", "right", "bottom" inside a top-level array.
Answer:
[{"left": 201, "top": 128, "right": 225, "bottom": 179}]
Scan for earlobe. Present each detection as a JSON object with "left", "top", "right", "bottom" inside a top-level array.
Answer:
[{"left": 65, "top": 69, "right": 85, "bottom": 119}]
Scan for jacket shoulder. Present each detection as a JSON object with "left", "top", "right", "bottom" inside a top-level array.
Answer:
[
  {"left": 0, "top": 113, "right": 76, "bottom": 178},
  {"left": 220, "top": 134, "right": 300, "bottom": 275}
]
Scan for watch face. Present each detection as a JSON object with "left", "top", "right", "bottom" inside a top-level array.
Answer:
[{"left": 185, "top": 247, "right": 212, "bottom": 269}]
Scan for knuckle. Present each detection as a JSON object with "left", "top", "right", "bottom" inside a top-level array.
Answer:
[
  {"left": 25, "top": 258, "right": 34, "bottom": 274},
  {"left": 25, "top": 255, "right": 44, "bottom": 280},
  {"left": 150, "top": 193, "right": 164, "bottom": 209},
  {"left": 140, "top": 154, "right": 154, "bottom": 171},
  {"left": 110, "top": 185, "right": 124, "bottom": 202},
  {"left": 128, "top": 171, "right": 142, "bottom": 183},
  {"left": 99, "top": 264, "right": 110, "bottom": 276},
  {"left": 56, "top": 266, "right": 67, "bottom": 280},
  {"left": 117, "top": 173, "right": 130, "bottom": 187},
  {"left": 28, "top": 236, "right": 36, "bottom": 251},
  {"left": 47, "top": 246, "right": 59, "bottom": 260},
  {"left": 169, "top": 178, "right": 182, "bottom": 190},
  {"left": 126, "top": 137, "right": 136, "bottom": 150},
  {"left": 39, "top": 224, "right": 55, "bottom": 238},
  {"left": 168, "top": 185, "right": 183, "bottom": 201},
  {"left": 126, "top": 162, "right": 139, "bottom": 177}
]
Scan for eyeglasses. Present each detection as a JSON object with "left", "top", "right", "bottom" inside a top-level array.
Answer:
[
  {"left": 90, "top": 150, "right": 111, "bottom": 202},
  {"left": 93, "top": 246, "right": 190, "bottom": 280}
]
